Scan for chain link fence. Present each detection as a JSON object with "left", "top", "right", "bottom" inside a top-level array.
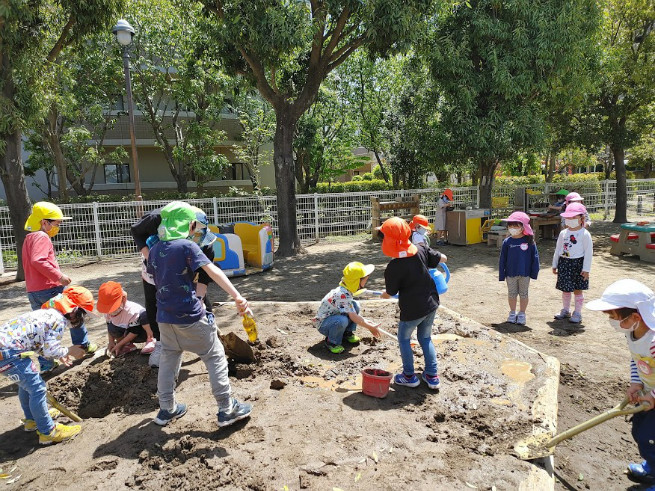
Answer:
[{"left": 1, "top": 180, "right": 654, "bottom": 272}]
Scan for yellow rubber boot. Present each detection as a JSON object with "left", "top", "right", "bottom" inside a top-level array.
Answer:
[{"left": 38, "top": 423, "right": 81, "bottom": 445}]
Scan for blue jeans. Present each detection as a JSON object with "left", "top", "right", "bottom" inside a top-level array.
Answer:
[
  {"left": 397, "top": 309, "right": 438, "bottom": 377},
  {"left": 632, "top": 409, "right": 655, "bottom": 468},
  {"left": 318, "top": 301, "right": 360, "bottom": 345},
  {"left": 0, "top": 349, "right": 54, "bottom": 434},
  {"left": 28, "top": 286, "right": 89, "bottom": 346}
]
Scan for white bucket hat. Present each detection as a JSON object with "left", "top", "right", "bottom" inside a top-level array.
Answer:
[{"left": 586, "top": 279, "right": 655, "bottom": 329}]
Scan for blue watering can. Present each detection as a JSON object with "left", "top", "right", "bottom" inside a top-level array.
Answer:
[{"left": 430, "top": 263, "right": 450, "bottom": 295}]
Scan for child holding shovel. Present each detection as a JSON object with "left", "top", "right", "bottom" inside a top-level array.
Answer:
[
  {"left": 0, "top": 287, "right": 94, "bottom": 445},
  {"left": 586, "top": 279, "right": 655, "bottom": 484},
  {"left": 314, "top": 262, "right": 382, "bottom": 354},
  {"left": 146, "top": 201, "right": 252, "bottom": 428},
  {"left": 379, "top": 217, "right": 447, "bottom": 390}
]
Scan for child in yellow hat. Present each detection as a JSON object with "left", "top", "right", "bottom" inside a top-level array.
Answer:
[{"left": 314, "top": 262, "right": 382, "bottom": 354}]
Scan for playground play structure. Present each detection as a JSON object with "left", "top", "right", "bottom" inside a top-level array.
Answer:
[{"left": 208, "top": 222, "right": 274, "bottom": 276}]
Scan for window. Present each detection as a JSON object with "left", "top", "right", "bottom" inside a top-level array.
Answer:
[
  {"left": 224, "top": 163, "right": 252, "bottom": 181},
  {"left": 104, "top": 163, "right": 131, "bottom": 184}
]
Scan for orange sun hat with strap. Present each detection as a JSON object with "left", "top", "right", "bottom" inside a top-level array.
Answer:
[
  {"left": 380, "top": 217, "right": 418, "bottom": 258},
  {"left": 41, "top": 286, "right": 95, "bottom": 314},
  {"left": 96, "top": 281, "right": 125, "bottom": 314},
  {"left": 410, "top": 214, "right": 432, "bottom": 231},
  {"left": 443, "top": 189, "right": 454, "bottom": 200}
]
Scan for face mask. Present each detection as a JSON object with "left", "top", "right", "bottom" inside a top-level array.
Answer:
[
  {"left": 565, "top": 218, "right": 580, "bottom": 229},
  {"left": 508, "top": 227, "right": 522, "bottom": 236},
  {"left": 46, "top": 225, "right": 60, "bottom": 237},
  {"left": 609, "top": 317, "right": 638, "bottom": 333}
]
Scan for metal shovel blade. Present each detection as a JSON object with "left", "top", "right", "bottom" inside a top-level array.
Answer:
[
  {"left": 514, "top": 397, "right": 648, "bottom": 460},
  {"left": 46, "top": 392, "right": 83, "bottom": 422}
]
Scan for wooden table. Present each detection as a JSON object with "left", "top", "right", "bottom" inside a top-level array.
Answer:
[
  {"left": 529, "top": 216, "right": 561, "bottom": 243},
  {"left": 610, "top": 223, "right": 655, "bottom": 263}
]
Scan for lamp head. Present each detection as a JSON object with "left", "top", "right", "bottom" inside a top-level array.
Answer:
[{"left": 112, "top": 19, "right": 135, "bottom": 46}]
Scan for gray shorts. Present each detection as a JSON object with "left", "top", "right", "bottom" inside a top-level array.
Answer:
[{"left": 506, "top": 276, "right": 530, "bottom": 298}]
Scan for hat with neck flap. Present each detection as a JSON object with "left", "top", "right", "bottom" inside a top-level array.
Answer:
[
  {"left": 158, "top": 201, "right": 197, "bottom": 241},
  {"left": 340, "top": 262, "right": 375, "bottom": 295}
]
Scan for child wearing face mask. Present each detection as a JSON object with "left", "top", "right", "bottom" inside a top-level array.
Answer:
[
  {"left": 498, "top": 212, "right": 540, "bottom": 325},
  {"left": 586, "top": 279, "right": 655, "bottom": 484},
  {"left": 552, "top": 203, "right": 593, "bottom": 324},
  {"left": 410, "top": 215, "right": 432, "bottom": 247}
]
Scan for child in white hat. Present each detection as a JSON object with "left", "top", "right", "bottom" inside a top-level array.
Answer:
[{"left": 587, "top": 279, "right": 655, "bottom": 484}]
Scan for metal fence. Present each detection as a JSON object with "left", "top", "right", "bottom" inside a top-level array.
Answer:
[{"left": 1, "top": 179, "right": 654, "bottom": 271}]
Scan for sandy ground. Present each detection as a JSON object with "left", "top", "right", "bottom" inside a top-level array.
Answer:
[{"left": 0, "top": 219, "right": 654, "bottom": 490}]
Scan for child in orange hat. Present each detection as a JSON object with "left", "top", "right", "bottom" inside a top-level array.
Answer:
[
  {"left": 410, "top": 215, "right": 432, "bottom": 247},
  {"left": 379, "top": 217, "right": 447, "bottom": 390},
  {"left": 96, "top": 281, "right": 156, "bottom": 358},
  {"left": 435, "top": 189, "right": 454, "bottom": 245}
]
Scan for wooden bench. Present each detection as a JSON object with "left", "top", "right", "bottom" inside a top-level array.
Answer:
[
  {"left": 610, "top": 223, "right": 655, "bottom": 263},
  {"left": 487, "top": 230, "right": 508, "bottom": 248}
]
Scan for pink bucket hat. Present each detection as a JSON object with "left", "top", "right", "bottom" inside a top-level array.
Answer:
[
  {"left": 561, "top": 202, "right": 587, "bottom": 218},
  {"left": 502, "top": 211, "right": 533, "bottom": 236},
  {"left": 565, "top": 192, "right": 583, "bottom": 203}
]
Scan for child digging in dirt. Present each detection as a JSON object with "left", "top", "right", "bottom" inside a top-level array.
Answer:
[
  {"left": 146, "top": 201, "right": 252, "bottom": 428},
  {"left": 586, "top": 279, "right": 655, "bottom": 484},
  {"left": 0, "top": 287, "right": 93, "bottom": 445},
  {"left": 314, "top": 262, "right": 382, "bottom": 354},
  {"left": 96, "top": 281, "right": 156, "bottom": 358},
  {"left": 379, "top": 217, "right": 447, "bottom": 390},
  {"left": 552, "top": 202, "right": 593, "bottom": 324},
  {"left": 499, "top": 211, "right": 540, "bottom": 326}
]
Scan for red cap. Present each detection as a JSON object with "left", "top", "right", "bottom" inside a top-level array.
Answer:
[
  {"left": 380, "top": 217, "right": 418, "bottom": 258},
  {"left": 96, "top": 281, "right": 125, "bottom": 314},
  {"left": 42, "top": 286, "right": 95, "bottom": 314},
  {"left": 443, "top": 189, "right": 454, "bottom": 200}
]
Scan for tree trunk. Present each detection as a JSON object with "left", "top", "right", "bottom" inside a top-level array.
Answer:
[
  {"left": 46, "top": 106, "right": 70, "bottom": 201},
  {"left": 546, "top": 151, "right": 556, "bottom": 182},
  {"left": 372, "top": 150, "right": 389, "bottom": 183},
  {"left": 273, "top": 111, "right": 301, "bottom": 256},
  {"left": 0, "top": 130, "right": 31, "bottom": 281},
  {"left": 612, "top": 145, "right": 628, "bottom": 223},
  {"left": 478, "top": 160, "right": 499, "bottom": 209},
  {"left": 294, "top": 149, "right": 310, "bottom": 194},
  {"left": 175, "top": 166, "right": 188, "bottom": 193}
]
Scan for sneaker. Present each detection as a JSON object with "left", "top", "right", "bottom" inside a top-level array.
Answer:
[
  {"left": 422, "top": 372, "right": 440, "bottom": 390},
  {"left": 394, "top": 373, "right": 420, "bottom": 388},
  {"left": 516, "top": 312, "right": 526, "bottom": 325},
  {"left": 554, "top": 309, "right": 571, "bottom": 320},
  {"left": 84, "top": 343, "right": 98, "bottom": 356},
  {"left": 325, "top": 339, "right": 344, "bottom": 354},
  {"left": 343, "top": 332, "right": 361, "bottom": 344},
  {"left": 569, "top": 312, "right": 582, "bottom": 324},
  {"left": 218, "top": 398, "right": 252, "bottom": 427},
  {"left": 149, "top": 341, "right": 162, "bottom": 367},
  {"left": 23, "top": 408, "right": 61, "bottom": 432},
  {"left": 628, "top": 461, "right": 655, "bottom": 483},
  {"left": 141, "top": 339, "right": 156, "bottom": 355},
  {"left": 153, "top": 402, "right": 188, "bottom": 426},
  {"left": 38, "top": 423, "right": 81, "bottom": 445},
  {"left": 507, "top": 311, "right": 517, "bottom": 323}
]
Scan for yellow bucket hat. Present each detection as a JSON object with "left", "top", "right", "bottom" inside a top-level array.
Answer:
[
  {"left": 24, "top": 202, "right": 72, "bottom": 231},
  {"left": 340, "top": 262, "right": 375, "bottom": 295}
]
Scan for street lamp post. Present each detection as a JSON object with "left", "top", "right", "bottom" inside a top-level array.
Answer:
[{"left": 112, "top": 19, "right": 143, "bottom": 205}]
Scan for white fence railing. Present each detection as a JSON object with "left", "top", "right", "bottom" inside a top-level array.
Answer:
[{"left": 1, "top": 180, "right": 654, "bottom": 271}]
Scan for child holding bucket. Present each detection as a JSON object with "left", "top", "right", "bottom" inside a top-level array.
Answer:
[
  {"left": 314, "top": 262, "right": 382, "bottom": 354},
  {"left": 498, "top": 211, "right": 540, "bottom": 326},
  {"left": 585, "top": 279, "right": 655, "bottom": 484},
  {"left": 410, "top": 215, "right": 431, "bottom": 247},
  {"left": 552, "top": 202, "right": 593, "bottom": 324},
  {"left": 379, "top": 217, "right": 447, "bottom": 390}
]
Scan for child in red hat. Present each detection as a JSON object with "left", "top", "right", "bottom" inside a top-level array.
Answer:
[{"left": 410, "top": 215, "right": 432, "bottom": 247}]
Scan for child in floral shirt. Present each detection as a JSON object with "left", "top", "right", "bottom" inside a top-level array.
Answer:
[{"left": 314, "top": 262, "right": 382, "bottom": 354}]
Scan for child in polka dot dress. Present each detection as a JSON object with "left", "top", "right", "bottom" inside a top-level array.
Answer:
[{"left": 552, "top": 203, "right": 593, "bottom": 324}]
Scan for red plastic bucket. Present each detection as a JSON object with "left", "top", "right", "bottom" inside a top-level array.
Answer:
[{"left": 361, "top": 368, "right": 393, "bottom": 398}]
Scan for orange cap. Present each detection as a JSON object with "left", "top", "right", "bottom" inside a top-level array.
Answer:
[
  {"left": 380, "top": 217, "right": 418, "bottom": 258},
  {"left": 96, "top": 281, "right": 125, "bottom": 314},
  {"left": 443, "top": 189, "right": 454, "bottom": 200},
  {"left": 410, "top": 215, "right": 432, "bottom": 231},
  {"left": 41, "top": 286, "right": 95, "bottom": 314}
]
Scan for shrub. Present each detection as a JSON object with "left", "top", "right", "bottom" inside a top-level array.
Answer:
[
  {"left": 372, "top": 165, "right": 384, "bottom": 179},
  {"left": 361, "top": 172, "right": 374, "bottom": 181},
  {"left": 314, "top": 179, "right": 393, "bottom": 193},
  {"left": 351, "top": 175, "right": 363, "bottom": 181}
]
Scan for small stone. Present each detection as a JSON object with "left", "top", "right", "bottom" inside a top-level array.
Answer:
[{"left": 270, "top": 379, "right": 287, "bottom": 390}]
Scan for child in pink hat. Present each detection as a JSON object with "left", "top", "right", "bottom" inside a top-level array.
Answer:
[
  {"left": 564, "top": 192, "right": 591, "bottom": 228},
  {"left": 552, "top": 202, "right": 593, "bottom": 324},
  {"left": 499, "top": 212, "right": 540, "bottom": 325}
]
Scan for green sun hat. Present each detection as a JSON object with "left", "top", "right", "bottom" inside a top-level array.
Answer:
[
  {"left": 158, "top": 201, "right": 196, "bottom": 241},
  {"left": 555, "top": 189, "right": 570, "bottom": 196}
]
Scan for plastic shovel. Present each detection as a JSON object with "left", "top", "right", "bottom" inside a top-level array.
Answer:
[{"left": 514, "top": 397, "right": 649, "bottom": 460}]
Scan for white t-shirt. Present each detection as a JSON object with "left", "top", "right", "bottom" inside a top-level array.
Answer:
[
  {"left": 627, "top": 328, "right": 655, "bottom": 396},
  {"left": 552, "top": 227, "right": 593, "bottom": 272}
]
